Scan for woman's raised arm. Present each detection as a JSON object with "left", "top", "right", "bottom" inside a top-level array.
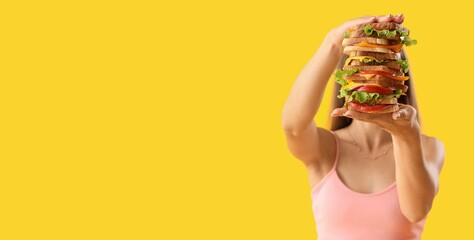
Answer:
[{"left": 281, "top": 16, "right": 403, "bottom": 166}]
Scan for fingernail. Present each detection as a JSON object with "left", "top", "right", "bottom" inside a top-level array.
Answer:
[
  {"left": 396, "top": 13, "right": 402, "bottom": 17},
  {"left": 394, "top": 113, "right": 401, "bottom": 119}
]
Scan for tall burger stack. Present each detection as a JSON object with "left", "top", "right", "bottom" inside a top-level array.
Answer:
[{"left": 335, "top": 22, "right": 417, "bottom": 114}]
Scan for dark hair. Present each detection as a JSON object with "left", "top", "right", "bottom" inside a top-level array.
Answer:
[{"left": 329, "top": 49, "right": 420, "bottom": 131}]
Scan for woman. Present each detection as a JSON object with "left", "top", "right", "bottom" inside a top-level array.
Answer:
[{"left": 281, "top": 14, "right": 445, "bottom": 239}]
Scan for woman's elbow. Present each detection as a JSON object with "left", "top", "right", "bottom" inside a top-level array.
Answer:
[
  {"left": 404, "top": 212, "right": 427, "bottom": 223},
  {"left": 402, "top": 205, "right": 431, "bottom": 223}
]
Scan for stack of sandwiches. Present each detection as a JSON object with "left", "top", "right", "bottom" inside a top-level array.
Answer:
[{"left": 335, "top": 22, "right": 417, "bottom": 113}]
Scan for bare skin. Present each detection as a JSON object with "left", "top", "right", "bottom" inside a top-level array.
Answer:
[{"left": 281, "top": 14, "right": 445, "bottom": 223}]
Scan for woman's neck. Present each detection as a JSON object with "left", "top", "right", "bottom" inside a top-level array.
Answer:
[{"left": 347, "top": 120, "right": 392, "bottom": 153}]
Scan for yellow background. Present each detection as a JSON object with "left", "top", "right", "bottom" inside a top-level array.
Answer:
[{"left": 1, "top": 0, "right": 472, "bottom": 239}]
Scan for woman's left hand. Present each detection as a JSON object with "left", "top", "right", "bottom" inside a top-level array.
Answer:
[{"left": 331, "top": 104, "right": 420, "bottom": 136}]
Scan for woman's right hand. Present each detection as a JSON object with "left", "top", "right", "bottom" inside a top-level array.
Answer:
[{"left": 326, "top": 14, "right": 405, "bottom": 51}]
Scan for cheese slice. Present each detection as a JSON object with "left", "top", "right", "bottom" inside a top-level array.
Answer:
[
  {"left": 387, "top": 75, "right": 409, "bottom": 81},
  {"left": 357, "top": 74, "right": 376, "bottom": 80},
  {"left": 355, "top": 42, "right": 404, "bottom": 53},
  {"left": 342, "top": 81, "right": 381, "bottom": 90}
]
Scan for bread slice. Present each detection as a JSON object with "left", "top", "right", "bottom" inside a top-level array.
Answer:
[
  {"left": 349, "top": 50, "right": 400, "bottom": 60},
  {"left": 348, "top": 59, "right": 401, "bottom": 71},
  {"left": 377, "top": 98, "right": 398, "bottom": 105},
  {"left": 343, "top": 65, "right": 404, "bottom": 77},
  {"left": 344, "top": 46, "right": 394, "bottom": 54},
  {"left": 342, "top": 37, "right": 389, "bottom": 47},
  {"left": 344, "top": 75, "right": 408, "bottom": 92}
]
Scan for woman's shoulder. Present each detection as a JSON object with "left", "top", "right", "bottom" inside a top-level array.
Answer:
[
  {"left": 421, "top": 134, "right": 444, "bottom": 151},
  {"left": 421, "top": 134, "right": 445, "bottom": 169}
]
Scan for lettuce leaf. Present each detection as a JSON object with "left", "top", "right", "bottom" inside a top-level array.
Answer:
[
  {"left": 386, "top": 30, "right": 397, "bottom": 37},
  {"left": 396, "top": 59, "right": 409, "bottom": 73},
  {"left": 342, "top": 89, "right": 403, "bottom": 105},
  {"left": 361, "top": 58, "right": 387, "bottom": 64},
  {"left": 334, "top": 68, "right": 359, "bottom": 87},
  {"left": 344, "top": 31, "right": 350, "bottom": 38},
  {"left": 357, "top": 58, "right": 409, "bottom": 74},
  {"left": 338, "top": 87, "right": 351, "bottom": 99},
  {"left": 362, "top": 25, "right": 417, "bottom": 47},
  {"left": 363, "top": 25, "right": 375, "bottom": 35},
  {"left": 353, "top": 91, "right": 379, "bottom": 103},
  {"left": 363, "top": 25, "right": 399, "bottom": 38},
  {"left": 401, "top": 36, "right": 417, "bottom": 46}
]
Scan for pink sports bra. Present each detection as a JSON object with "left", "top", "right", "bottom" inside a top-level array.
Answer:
[{"left": 310, "top": 131, "right": 426, "bottom": 240}]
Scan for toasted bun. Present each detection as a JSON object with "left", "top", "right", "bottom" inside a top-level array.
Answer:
[
  {"left": 344, "top": 75, "right": 408, "bottom": 92},
  {"left": 342, "top": 37, "right": 389, "bottom": 47},
  {"left": 377, "top": 98, "right": 399, "bottom": 105},
  {"left": 344, "top": 46, "right": 394, "bottom": 54},
  {"left": 347, "top": 103, "right": 400, "bottom": 114},
  {"left": 343, "top": 65, "right": 404, "bottom": 77},
  {"left": 349, "top": 50, "right": 400, "bottom": 60},
  {"left": 348, "top": 59, "right": 401, "bottom": 71}
]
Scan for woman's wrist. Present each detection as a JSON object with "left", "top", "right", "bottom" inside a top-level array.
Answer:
[
  {"left": 323, "top": 29, "right": 344, "bottom": 57},
  {"left": 390, "top": 121, "right": 421, "bottom": 139}
]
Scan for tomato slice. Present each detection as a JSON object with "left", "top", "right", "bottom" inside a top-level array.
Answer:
[
  {"left": 348, "top": 102, "right": 393, "bottom": 113},
  {"left": 351, "top": 85, "right": 392, "bottom": 95},
  {"left": 357, "top": 71, "right": 409, "bottom": 81}
]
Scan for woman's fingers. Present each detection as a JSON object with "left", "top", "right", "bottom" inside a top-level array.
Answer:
[
  {"left": 342, "top": 110, "right": 389, "bottom": 122},
  {"left": 333, "top": 104, "right": 417, "bottom": 122},
  {"left": 392, "top": 109, "right": 407, "bottom": 120},
  {"left": 336, "top": 14, "right": 403, "bottom": 42},
  {"left": 332, "top": 108, "right": 389, "bottom": 121},
  {"left": 344, "top": 16, "right": 377, "bottom": 30},
  {"left": 346, "top": 14, "right": 404, "bottom": 30},
  {"left": 331, "top": 108, "right": 347, "bottom": 117},
  {"left": 392, "top": 104, "right": 416, "bottom": 121},
  {"left": 376, "top": 14, "right": 404, "bottom": 23},
  {"left": 349, "top": 16, "right": 377, "bottom": 26},
  {"left": 331, "top": 104, "right": 418, "bottom": 135},
  {"left": 376, "top": 14, "right": 394, "bottom": 23}
]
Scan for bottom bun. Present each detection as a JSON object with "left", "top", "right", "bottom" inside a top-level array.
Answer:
[{"left": 347, "top": 102, "right": 400, "bottom": 114}]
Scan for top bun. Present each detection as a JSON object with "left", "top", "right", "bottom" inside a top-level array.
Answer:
[{"left": 343, "top": 46, "right": 395, "bottom": 55}]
